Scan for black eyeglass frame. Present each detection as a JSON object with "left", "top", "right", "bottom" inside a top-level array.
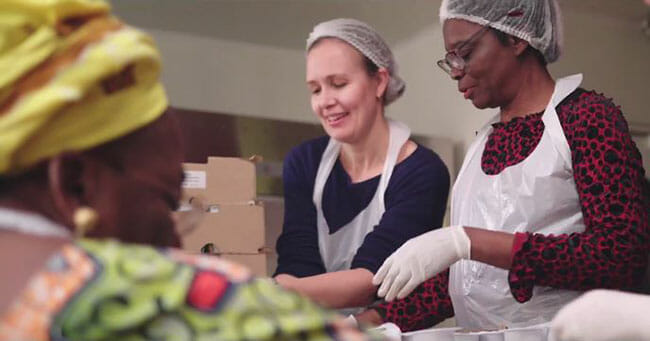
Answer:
[
  {"left": 436, "top": 9, "right": 524, "bottom": 76},
  {"left": 436, "top": 25, "right": 492, "bottom": 75}
]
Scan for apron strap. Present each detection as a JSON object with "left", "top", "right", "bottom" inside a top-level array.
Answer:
[
  {"left": 313, "top": 119, "right": 411, "bottom": 211},
  {"left": 542, "top": 74, "right": 583, "bottom": 170},
  {"left": 377, "top": 119, "right": 411, "bottom": 208},
  {"left": 313, "top": 138, "right": 341, "bottom": 209}
]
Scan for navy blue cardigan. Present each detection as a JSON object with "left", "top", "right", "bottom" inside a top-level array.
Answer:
[{"left": 275, "top": 136, "right": 450, "bottom": 276}]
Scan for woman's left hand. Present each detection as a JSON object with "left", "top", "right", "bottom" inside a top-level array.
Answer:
[{"left": 372, "top": 226, "right": 470, "bottom": 301}]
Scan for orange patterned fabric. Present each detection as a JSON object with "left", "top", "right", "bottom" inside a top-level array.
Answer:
[{"left": 0, "top": 245, "right": 94, "bottom": 340}]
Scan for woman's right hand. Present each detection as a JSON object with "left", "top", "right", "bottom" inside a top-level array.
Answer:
[
  {"left": 273, "top": 274, "right": 298, "bottom": 290},
  {"left": 372, "top": 226, "right": 471, "bottom": 301},
  {"left": 354, "top": 308, "right": 383, "bottom": 327}
]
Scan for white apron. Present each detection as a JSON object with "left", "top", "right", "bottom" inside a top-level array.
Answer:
[
  {"left": 313, "top": 119, "right": 410, "bottom": 273},
  {"left": 448, "top": 74, "right": 586, "bottom": 329}
]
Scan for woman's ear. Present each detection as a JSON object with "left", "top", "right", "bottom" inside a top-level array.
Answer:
[
  {"left": 375, "top": 68, "right": 390, "bottom": 101},
  {"left": 511, "top": 36, "right": 529, "bottom": 57},
  {"left": 48, "top": 154, "right": 87, "bottom": 227}
]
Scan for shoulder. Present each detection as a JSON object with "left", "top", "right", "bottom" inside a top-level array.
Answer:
[
  {"left": 65, "top": 240, "right": 351, "bottom": 339},
  {"left": 399, "top": 144, "right": 449, "bottom": 176},
  {"left": 77, "top": 239, "right": 254, "bottom": 282},
  {"left": 391, "top": 144, "right": 450, "bottom": 189},
  {"left": 557, "top": 88, "right": 625, "bottom": 128},
  {"left": 284, "top": 136, "right": 329, "bottom": 168},
  {"left": 283, "top": 136, "right": 330, "bottom": 180}
]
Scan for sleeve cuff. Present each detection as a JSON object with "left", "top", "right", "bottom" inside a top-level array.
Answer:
[
  {"left": 508, "top": 232, "right": 536, "bottom": 303},
  {"left": 511, "top": 232, "right": 529, "bottom": 264}
]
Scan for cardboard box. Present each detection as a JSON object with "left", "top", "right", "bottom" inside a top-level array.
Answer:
[
  {"left": 178, "top": 157, "right": 280, "bottom": 276},
  {"left": 259, "top": 196, "right": 284, "bottom": 254},
  {"left": 180, "top": 203, "right": 265, "bottom": 254},
  {"left": 220, "top": 253, "right": 274, "bottom": 277},
  {"left": 182, "top": 157, "right": 256, "bottom": 204}
]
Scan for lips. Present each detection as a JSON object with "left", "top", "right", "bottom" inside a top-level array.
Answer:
[
  {"left": 324, "top": 112, "right": 348, "bottom": 125},
  {"left": 459, "top": 85, "right": 475, "bottom": 100}
]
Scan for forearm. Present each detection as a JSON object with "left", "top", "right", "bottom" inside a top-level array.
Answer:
[
  {"left": 464, "top": 226, "right": 515, "bottom": 270},
  {"left": 510, "top": 230, "right": 648, "bottom": 292},
  {"left": 276, "top": 268, "right": 376, "bottom": 309},
  {"left": 370, "top": 272, "right": 454, "bottom": 332}
]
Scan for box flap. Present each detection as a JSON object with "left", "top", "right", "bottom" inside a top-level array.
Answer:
[
  {"left": 206, "top": 157, "right": 256, "bottom": 203},
  {"left": 181, "top": 157, "right": 256, "bottom": 205}
]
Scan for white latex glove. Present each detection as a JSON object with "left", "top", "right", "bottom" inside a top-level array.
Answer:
[
  {"left": 372, "top": 225, "right": 470, "bottom": 301},
  {"left": 549, "top": 289, "right": 650, "bottom": 341}
]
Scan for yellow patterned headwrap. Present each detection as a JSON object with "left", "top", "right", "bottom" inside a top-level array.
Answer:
[{"left": 0, "top": 0, "right": 168, "bottom": 175}]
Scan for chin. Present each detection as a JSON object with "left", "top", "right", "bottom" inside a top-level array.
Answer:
[
  {"left": 323, "top": 126, "right": 353, "bottom": 143},
  {"left": 471, "top": 101, "right": 488, "bottom": 110},
  {"left": 470, "top": 97, "right": 494, "bottom": 110}
]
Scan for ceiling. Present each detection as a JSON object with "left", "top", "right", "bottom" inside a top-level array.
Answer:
[{"left": 111, "top": 0, "right": 648, "bottom": 50}]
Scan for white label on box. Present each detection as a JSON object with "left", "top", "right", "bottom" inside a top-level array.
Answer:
[{"left": 183, "top": 170, "right": 206, "bottom": 189}]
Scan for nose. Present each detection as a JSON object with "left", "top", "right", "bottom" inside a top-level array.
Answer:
[
  {"left": 317, "top": 88, "right": 337, "bottom": 110},
  {"left": 450, "top": 66, "right": 464, "bottom": 80}
]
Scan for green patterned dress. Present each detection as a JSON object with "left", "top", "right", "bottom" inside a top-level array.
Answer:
[{"left": 0, "top": 239, "right": 381, "bottom": 341}]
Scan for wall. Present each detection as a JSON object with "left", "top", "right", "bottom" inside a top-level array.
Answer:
[
  {"left": 118, "top": 0, "right": 650, "bottom": 173},
  {"left": 149, "top": 30, "right": 310, "bottom": 123}
]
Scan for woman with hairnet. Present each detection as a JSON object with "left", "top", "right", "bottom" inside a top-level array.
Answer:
[
  {"left": 0, "top": 1, "right": 384, "bottom": 339},
  {"left": 273, "top": 19, "right": 450, "bottom": 311},
  {"left": 363, "top": 0, "right": 648, "bottom": 333}
]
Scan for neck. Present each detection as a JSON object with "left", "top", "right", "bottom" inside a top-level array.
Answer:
[
  {"left": 499, "top": 60, "right": 555, "bottom": 123},
  {"left": 0, "top": 179, "right": 69, "bottom": 231},
  {"left": 339, "top": 114, "right": 389, "bottom": 183}
]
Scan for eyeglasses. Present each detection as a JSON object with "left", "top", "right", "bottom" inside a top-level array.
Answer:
[
  {"left": 437, "top": 25, "right": 491, "bottom": 75},
  {"left": 437, "top": 9, "right": 524, "bottom": 76}
]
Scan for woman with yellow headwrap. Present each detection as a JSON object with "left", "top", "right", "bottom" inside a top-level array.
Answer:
[{"left": 0, "top": 1, "right": 381, "bottom": 339}]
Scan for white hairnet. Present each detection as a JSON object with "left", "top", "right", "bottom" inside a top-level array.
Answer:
[
  {"left": 306, "top": 18, "right": 406, "bottom": 105},
  {"left": 440, "top": 0, "right": 564, "bottom": 63}
]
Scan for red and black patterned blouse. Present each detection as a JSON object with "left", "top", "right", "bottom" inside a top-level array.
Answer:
[{"left": 374, "top": 89, "right": 649, "bottom": 332}]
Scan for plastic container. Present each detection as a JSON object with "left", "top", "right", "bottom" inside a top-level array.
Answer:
[
  {"left": 503, "top": 323, "right": 549, "bottom": 341},
  {"left": 453, "top": 330, "right": 505, "bottom": 341},
  {"left": 368, "top": 322, "right": 401, "bottom": 341},
  {"left": 479, "top": 330, "right": 505, "bottom": 341},
  {"left": 402, "top": 326, "right": 461, "bottom": 341},
  {"left": 453, "top": 332, "right": 479, "bottom": 341}
]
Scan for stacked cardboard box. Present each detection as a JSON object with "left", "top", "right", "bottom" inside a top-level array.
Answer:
[{"left": 178, "top": 157, "right": 273, "bottom": 276}]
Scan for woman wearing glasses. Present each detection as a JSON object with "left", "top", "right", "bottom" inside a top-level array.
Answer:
[
  {"left": 364, "top": 0, "right": 648, "bottom": 332},
  {"left": 273, "top": 18, "right": 450, "bottom": 311}
]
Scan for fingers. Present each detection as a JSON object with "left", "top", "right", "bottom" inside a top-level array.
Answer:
[
  {"left": 396, "top": 277, "right": 420, "bottom": 300},
  {"left": 372, "top": 258, "right": 391, "bottom": 286},
  {"left": 384, "top": 272, "right": 410, "bottom": 302},
  {"left": 376, "top": 269, "right": 394, "bottom": 298}
]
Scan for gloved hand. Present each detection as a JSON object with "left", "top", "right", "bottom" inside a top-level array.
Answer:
[
  {"left": 549, "top": 289, "right": 650, "bottom": 341},
  {"left": 372, "top": 225, "right": 470, "bottom": 301}
]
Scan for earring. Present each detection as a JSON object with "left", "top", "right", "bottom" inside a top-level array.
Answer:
[{"left": 73, "top": 206, "right": 98, "bottom": 238}]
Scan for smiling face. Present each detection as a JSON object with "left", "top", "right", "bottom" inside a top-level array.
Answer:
[
  {"left": 306, "top": 38, "right": 387, "bottom": 144},
  {"left": 442, "top": 19, "right": 520, "bottom": 110}
]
